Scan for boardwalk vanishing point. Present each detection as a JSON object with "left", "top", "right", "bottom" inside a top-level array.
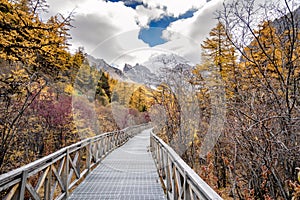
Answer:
[{"left": 68, "top": 129, "right": 165, "bottom": 200}]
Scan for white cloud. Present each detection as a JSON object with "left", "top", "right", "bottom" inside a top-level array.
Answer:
[
  {"left": 135, "top": 5, "right": 164, "bottom": 28},
  {"left": 71, "top": 0, "right": 140, "bottom": 50},
  {"left": 42, "top": 0, "right": 294, "bottom": 70},
  {"left": 159, "top": 0, "right": 293, "bottom": 65},
  {"left": 164, "top": 0, "right": 224, "bottom": 40},
  {"left": 159, "top": 0, "right": 224, "bottom": 64},
  {"left": 156, "top": 35, "right": 202, "bottom": 65},
  {"left": 189, "top": 0, "right": 223, "bottom": 41},
  {"left": 44, "top": 0, "right": 150, "bottom": 65},
  {"left": 43, "top": 0, "right": 221, "bottom": 67},
  {"left": 91, "top": 29, "right": 149, "bottom": 66},
  {"left": 141, "top": 0, "right": 207, "bottom": 17},
  {"left": 42, "top": 0, "right": 77, "bottom": 17},
  {"left": 131, "top": 0, "right": 208, "bottom": 28},
  {"left": 70, "top": 13, "right": 119, "bottom": 50}
]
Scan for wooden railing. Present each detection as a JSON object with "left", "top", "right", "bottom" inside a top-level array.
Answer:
[
  {"left": 0, "top": 124, "right": 151, "bottom": 200},
  {"left": 150, "top": 131, "right": 223, "bottom": 200}
]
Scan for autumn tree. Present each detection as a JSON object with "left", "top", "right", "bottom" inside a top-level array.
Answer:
[
  {"left": 111, "top": 81, "right": 135, "bottom": 106},
  {"left": 215, "top": 0, "right": 300, "bottom": 198},
  {"left": 0, "top": 65, "right": 44, "bottom": 172},
  {"left": 129, "top": 86, "right": 151, "bottom": 112},
  {"left": 0, "top": 0, "right": 76, "bottom": 173},
  {"left": 96, "top": 70, "right": 117, "bottom": 105},
  {"left": 32, "top": 89, "right": 77, "bottom": 153},
  {"left": 0, "top": 0, "right": 72, "bottom": 75},
  {"left": 150, "top": 65, "right": 201, "bottom": 165},
  {"left": 201, "top": 22, "right": 237, "bottom": 97}
]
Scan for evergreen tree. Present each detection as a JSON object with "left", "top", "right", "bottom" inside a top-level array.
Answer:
[
  {"left": 96, "top": 71, "right": 112, "bottom": 105},
  {"left": 129, "top": 87, "right": 148, "bottom": 112},
  {"left": 201, "top": 22, "right": 237, "bottom": 96}
]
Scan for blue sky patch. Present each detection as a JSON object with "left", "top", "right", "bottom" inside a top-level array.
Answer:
[
  {"left": 124, "top": 1, "right": 144, "bottom": 9},
  {"left": 106, "top": 0, "right": 145, "bottom": 9},
  {"left": 105, "top": 0, "right": 197, "bottom": 47},
  {"left": 139, "top": 8, "right": 198, "bottom": 47},
  {"left": 138, "top": 27, "right": 166, "bottom": 47}
]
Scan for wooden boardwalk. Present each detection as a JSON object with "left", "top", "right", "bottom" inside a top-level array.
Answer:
[
  {"left": 68, "top": 129, "right": 165, "bottom": 200},
  {"left": 0, "top": 124, "right": 221, "bottom": 200}
]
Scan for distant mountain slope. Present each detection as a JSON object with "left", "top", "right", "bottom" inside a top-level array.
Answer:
[
  {"left": 122, "top": 53, "right": 194, "bottom": 85},
  {"left": 123, "top": 63, "right": 156, "bottom": 84},
  {"left": 86, "top": 55, "right": 126, "bottom": 80},
  {"left": 272, "top": 6, "right": 300, "bottom": 32},
  {"left": 86, "top": 53, "right": 195, "bottom": 85},
  {"left": 142, "top": 53, "right": 193, "bottom": 74}
]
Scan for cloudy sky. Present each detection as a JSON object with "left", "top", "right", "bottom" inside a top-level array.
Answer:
[{"left": 43, "top": 0, "right": 227, "bottom": 67}]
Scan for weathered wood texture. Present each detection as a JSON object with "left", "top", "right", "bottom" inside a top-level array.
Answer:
[
  {"left": 0, "top": 124, "right": 150, "bottom": 200},
  {"left": 150, "top": 132, "right": 223, "bottom": 200},
  {"left": 68, "top": 129, "right": 165, "bottom": 200}
]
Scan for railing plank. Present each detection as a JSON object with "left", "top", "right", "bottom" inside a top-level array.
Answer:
[
  {"left": 150, "top": 131, "right": 223, "bottom": 200},
  {"left": 19, "top": 170, "right": 28, "bottom": 200},
  {"left": 0, "top": 124, "right": 151, "bottom": 200},
  {"left": 25, "top": 182, "right": 41, "bottom": 200},
  {"left": 35, "top": 166, "right": 50, "bottom": 193},
  {"left": 51, "top": 165, "right": 65, "bottom": 193},
  {"left": 50, "top": 157, "right": 65, "bottom": 198},
  {"left": 68, "top": 153, "right": 80, "bottom": 179},
  {"left": 0, "top": 178, "right": 20, "bottom": 192},
  {"left": 4, "top": 183, "right": 19, "bottom": 200}
]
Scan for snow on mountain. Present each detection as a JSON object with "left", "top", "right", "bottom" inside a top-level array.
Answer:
[
  {"left": 123, "top": 54, "right": 193, "bottom": 85},
  {"left": 86, "top": 53, "right": 195, "bottom": 86},
  {"left": 142, "top": 53, "right": 193, "bottom": 74},
  {"left": 86, "top": 54, "right": 126, "bottom": 80},
  {"left": 122, "top": 63, "right": 156, "bottom": 84},
  {"left": 121, "top": 53, "right": 194, "bottom": 85}
]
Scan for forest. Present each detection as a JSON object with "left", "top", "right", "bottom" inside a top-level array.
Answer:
[
  {"left": 0, "top": 0, "right": 150, "bottom": 174},
  {"left": 149, "top": 0, "right": 300, "bottom": 199},
  {"left": 0, "top": 0, "right": 300, "bottom": 199}
]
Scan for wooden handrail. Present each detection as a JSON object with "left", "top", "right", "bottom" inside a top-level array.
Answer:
[
  {"left": 150, "top": 131, "right": 223, "bottom": 200},
  {"left": 0, "top": 123, "right": 151, "bottom": 200}
]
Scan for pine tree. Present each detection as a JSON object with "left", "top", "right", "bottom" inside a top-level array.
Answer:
[
  {"left": 96, "top": 71, "right": 111, "bottom": 105},
  {"left": 129, "top": 86, "right": 149, "bottom": 112},
  {"left": 201, "top": 22, "right": 237, "bottom": 96},
  {"left": 0, "top": 0, "right": 72, "bottom": 76},
  {"left": 0, "top": 0, "right": 76, "bottom": 172}
]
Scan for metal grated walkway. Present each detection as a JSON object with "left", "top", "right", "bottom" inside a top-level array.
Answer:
[{"left": 68, "top": 129, "right": 165, "bottom": 200}]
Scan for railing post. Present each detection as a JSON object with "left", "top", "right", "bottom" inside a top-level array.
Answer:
[
  {"left": 115, "top": 131, "right": 118, "bottom": 147},
  {"left": 150, "top": 132, "right": 223, "bottom": 200},
  {"left": 166, "top": 155, "right": 172, "bottom": 197},
  {"left": 86, "top": 140, "right": 91, "bottom": 173},
  {"left": 117, "top": 131, "right": 120, "bottom": 147},
  {"left": 109, "top": 134, "right": 112, "bottom": 151},
  {"left": 113, "top": 133, "right": 116, "bottom": 148},
  {"left": 160, "top": 147, "right": 165, "bottom": 178},
  {"left": 172, "top": 165, "right": 177, "bottom": 200},
  {"left": 63, "top": 149, "right": 69, "bottom": 200},
  {"left": 120, "top": 131, "right": 123, "bottom": 144},
  {"left": 44, "top": 168, "right": 52, "bottom": 200},
  {"left": 18, "top": 170, "right": 28, "bottom": 200},
  {"left": 183, "top": 171, "right": 190, "bottom": 200},
  {"left": 0, "top": 124, "right": 151, "bottom": 200},
  {"left": 104, "top": 136, "right": 107, "bottom": 154},
  {"left": 157, "top": 145, "right": 161, "bottom": 175},
  {"left": 97, "top": 139, "right": 101, "bottom": 160},
  {"left": 106, "top": 135, "right": 109, "bottom": 152},
  {"left": 100, "top": 137, "right": 104, "bottom": 157}
]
